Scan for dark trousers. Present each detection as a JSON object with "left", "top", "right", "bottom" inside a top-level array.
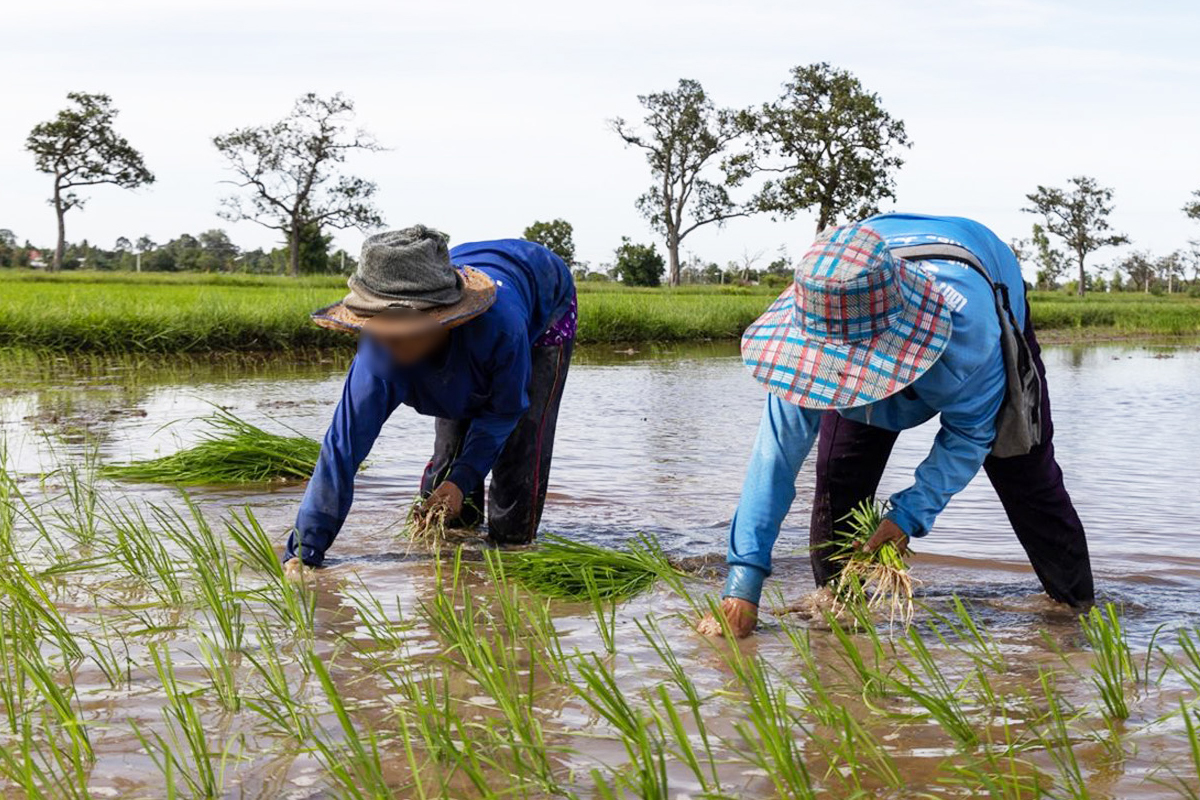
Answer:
[
  {"left": 809, "top": 318, "right": 1095, "bottom": 607},
  {"left": 420, "top": 340, "right": 573, "bottom": 545}
]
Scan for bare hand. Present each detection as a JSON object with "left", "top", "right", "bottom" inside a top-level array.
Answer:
[
  {"left": 423, "top": 481, "right": 464, "bottom": 520},
  {"left": 865, "top": 518, "right": 909, "bottom": 554},
  {"left": 697, "top": 597, "right": 759, "bottom": 638},
  {"left": 283, "top": 558, "right": 314, "bottom": 583}
]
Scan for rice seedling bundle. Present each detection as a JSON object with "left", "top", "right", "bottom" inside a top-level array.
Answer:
[
  {"left": 101, "top": 409, "right": 320, "bottom": 485},
  {"left": 498, "top": 534, "right": 684, "bottom": 601},
  {"left": 830, "top": 500, "right": 915, "bottom": 627}
]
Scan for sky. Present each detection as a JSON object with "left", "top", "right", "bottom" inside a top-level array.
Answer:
[{"left": 2, "top": 0, "right": 1198, "bottom": 277}]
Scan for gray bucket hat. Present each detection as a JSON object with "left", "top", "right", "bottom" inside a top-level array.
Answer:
[{"left": 312, "top": 225, "right": 496, "bottom": 337}]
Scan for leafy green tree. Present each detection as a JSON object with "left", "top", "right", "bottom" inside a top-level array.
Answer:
[
  {"left": 26, "top": 92, "right": 155, "bottom": 270},
  {"left": 522, "top": 219, "right": 576, "bottom": 264},
  {"left": 1117, "top": 250, "right": 1155, "bottom": 293},
  {"left": 214, "top": 93, "right": 385, "bottom": 277},
  {"left": 1030, "top": 223, "right": 1069, "bottom": 289},
  {"left": 1023, "top": 176, "right": 1129, "bottom": 297},
  {"left": 612, "top": 237, "right": 664, "bottom": 287},
  {"left": 611, "top": 79, "right": 749, "bottom": 286},
  {"left": 0, "top": 229, "right": 15, "bottom": 267},
  {"left": 294, "top": 220, "right": 334, "bottom": 274},
  {"left": 742, "top": 63, "right": 910, "bottom": 232},
  {"left": 197, "top": 229, "right": 239, "bottom": 272}
]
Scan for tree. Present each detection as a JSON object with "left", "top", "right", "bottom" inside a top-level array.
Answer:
[
  {"left": 611, "top": 79, "right": 749, "bottom": 286},
  {"left": 612, "top": 237, "right": 664, "bottom": 287},
  {"left": 522, "top": 219, "right": 576, "bottom": 265},
  {"left": 0, "top": 229, "right": 16, "bottom": 268},
  {"left": 25, "top": 93, "right": 154, "bottom": 271},
  {"left": 1030, "top": 223, "right": 1069, "bottom": 289},
  {"left": 197, "top": 229, "right": 239, "bottom": 272},
  {"left": 1023, "top": 176, "right": 1129, "bottom": 297},
  {"left": 1117, "top": 251, "right": 1155, "bottom": 293},
  {"left": 742, "top": 63, "right": 911, "bottom": 233},
  {"left": 214, "top": 93, "right": 385, "bottom": 277}
]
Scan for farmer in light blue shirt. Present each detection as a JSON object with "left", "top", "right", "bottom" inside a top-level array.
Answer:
[
  {"left": 284, "top": 225, "right": 576, "bottom": 575},
  {"left": 699, "top": 216, "right": 1093, "bottom": 637}
]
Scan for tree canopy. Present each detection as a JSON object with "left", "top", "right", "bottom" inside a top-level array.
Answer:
[
  {"left": 611, "top": 79, "right": 748, "bottom": 286},
  {"left": 742, "top": 63, "right": 910, "bottom": 232},
  {"left": 523, "top": 219, "right": 576, "bottom": 265},
  {"left": 26, "top": 92, "right": 154, "bottom": 270},
  {"left": 612, "top": 237, "right": 664, "bottom": 287},
  {"left": 213, "top": 93, "right": 384, "bottom": 277},
  {"left": 1023, "top": 176, "right": 1129, "bottom": 297}
]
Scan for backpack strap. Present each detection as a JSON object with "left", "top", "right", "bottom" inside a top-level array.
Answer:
[{"left": 890, "top": 242, "right": 1015, "bottom": 315}]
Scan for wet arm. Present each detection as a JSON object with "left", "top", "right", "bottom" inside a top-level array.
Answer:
[
  {"left": 724, "top": 394, "right": 822, "bottom": 605},
  {"left": 287, "top": 356, "right": 405, "bottom": 566}
]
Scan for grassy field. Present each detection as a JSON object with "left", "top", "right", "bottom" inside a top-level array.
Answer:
[{"left": 1, "top": 270, "right": 1199, "bottom": 352}]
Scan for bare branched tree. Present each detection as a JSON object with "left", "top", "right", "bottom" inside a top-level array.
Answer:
[{"left": 214, "top": 93, "right": 385, "bottom": 277}]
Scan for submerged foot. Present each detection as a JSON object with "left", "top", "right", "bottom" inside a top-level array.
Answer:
[{"left": 696, "top": 597, "right": 758, "bottom": 638}]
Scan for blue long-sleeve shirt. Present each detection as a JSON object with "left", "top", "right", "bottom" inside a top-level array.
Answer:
[
  {"left": 287, "top": 239, "right": 573, "bottom": 566},
  {"left": 725, "top": 214, "right": 1026, "bottom": 605}
]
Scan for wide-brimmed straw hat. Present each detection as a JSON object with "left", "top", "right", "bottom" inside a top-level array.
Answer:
[
  {"left": 312, "top": 225, "right": 496, "bottom": 337},
  {"left": 741, "top": 223, "right": 953, "bottom": 410}
]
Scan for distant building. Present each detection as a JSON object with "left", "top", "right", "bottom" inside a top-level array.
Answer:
[{"left": 28, "top": 250, "right": 45, "bottom": 268}]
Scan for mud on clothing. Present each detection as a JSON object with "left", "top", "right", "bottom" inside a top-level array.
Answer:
[
  {"left": 287, "top": 240, "right": 574, "bottom": 567},
  {"left": 723, "top": 214, "right": 1093, "bottom": 606}
]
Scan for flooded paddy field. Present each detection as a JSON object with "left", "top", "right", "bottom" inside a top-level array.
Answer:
[{"left": 1, "top": 341, "right": 1198, "bottom": 799}]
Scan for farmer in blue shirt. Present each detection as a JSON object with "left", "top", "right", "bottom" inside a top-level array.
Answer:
[
  {"left": 699, "top": 215, "right": 1094, "bottom": 637},
  {"left": 284, "top": 225, "right": 576, "bottom": 575}
]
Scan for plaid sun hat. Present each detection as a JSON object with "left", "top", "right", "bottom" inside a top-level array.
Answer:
[{"left": 741, "top": 223, "right": 953, "bottom": 409}]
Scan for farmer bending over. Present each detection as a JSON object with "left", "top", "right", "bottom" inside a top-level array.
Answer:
[
  {"left": 284, "top": 225, "right": 576, "bottom": 576},
  {"left": 699, "top": 214, "right": 1094, "bottom": 637}
]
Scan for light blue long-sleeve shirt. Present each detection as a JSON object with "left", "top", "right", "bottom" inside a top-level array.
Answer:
[{"left": 725, "top": 214, "right": 1025, "bottom": 605}]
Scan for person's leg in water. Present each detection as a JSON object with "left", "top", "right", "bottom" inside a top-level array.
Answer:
[
  {"left": 488, "top": 295, "right": 576, "bottom": 544},
  {"left": 983, "top": 316, "right": 1094, "bottom": 606}
]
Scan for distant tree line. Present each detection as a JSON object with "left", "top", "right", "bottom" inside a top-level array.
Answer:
[{"left": 13, "top": 83, "right": 1200, "bottom": 295}]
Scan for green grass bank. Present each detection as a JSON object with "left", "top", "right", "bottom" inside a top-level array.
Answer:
[{"left": 2, "top": 270, "right": 1199, "bottom": 353}]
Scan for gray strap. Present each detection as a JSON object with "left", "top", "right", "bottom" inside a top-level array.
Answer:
[{"left": 890, "top": 243, "right": 991, "bottom": 286}]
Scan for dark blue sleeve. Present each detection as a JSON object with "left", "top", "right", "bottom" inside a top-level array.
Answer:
[
  {"left": 444, "top": 333, "right": 531, "bottom": 494},
  {"left": 286, "top": 355, "right": 405, "bottom": 566}
]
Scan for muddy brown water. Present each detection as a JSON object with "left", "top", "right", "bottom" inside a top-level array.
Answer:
[{"left": 1, "top": 341, "right": 1199, "bottom": 798}]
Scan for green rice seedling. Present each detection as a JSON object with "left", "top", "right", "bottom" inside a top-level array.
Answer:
[
  {"left": 821, "top": 607, "right": 893, "bottom": 699},
  {"left": 101, "top": 408, "right": 320, "bottom": 485},
  {"left": 828, "top": 500, "right": 915, "bottom": 627},
  {"left": 133, "top": 643, "right": 236, "bottom": 799},
  {"left": 499, "top": 534, "right": 685, "bottom": 601},
  {"left": 637, "top": 617, "right": 722, "bottom": 794},
  {"left": 929, "top": 596, "right": 1008, "bottom": 675},
  {"left": 1169, "top": 626, "right": 1200, "bottom": 696},
  {"left": 941, "top": 716, "right": 1044, "bottom": 799},
  {"left": 242, "top": 621, "right": 313, "bottom": 742},
  {"left": 156, "top": 498, "right": 244, "bottom": 651},
  {"left": 307, "top": 652, "right": 393, "bottom": 800},
  {"left": 226, "top": 508, "right": 315, "bottom": 634},
  {"left": 0, "top": 712, "right": 92, "bottom": 800},
  {"left": 1151, "top": 700, "right": 1200, "bottom": 799},
  {"left": 197, "top": 633, "right": 241, "bottom": 713},
  {"left": 420, "top": 550, "right": 560, "bottom": 794},
  {"left": 888, "top": 622, "right": 980, "bottom": 750},
  {"left": 19, "top": 651, "right": 93, "bottom": 766},
  {"left": 710, "top": 598, "right": 817, "bottom": 799},
  {"left": 584, "top": 569, "right": 618, "bottom": 655},
  {"left": 1031, "top": 670, "right": 1091, "bottom": 800},
  {"left": 85, "top": 609, "right": 134, "bottom": 689},
  {"left": 1079, "top": 602, "right": 1135, "bottom": 721},
  {"left": 573, "top": 654, "right": 670, "bottom": 800},
  {"left": 481, "top": 550, "right": 571, "bottom": 684},
  {"left": 104, "top": 501, "right": 187, "bottom": 605}
]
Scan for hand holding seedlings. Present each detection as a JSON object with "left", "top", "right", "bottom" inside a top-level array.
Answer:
[
  {"left": 865, "top": 518, "right": 909, "bottom": 555},
  {"left": 697, "top": 597, "right": 758, "bottom": 638},
  {"left": 423, "top": 481, "right": 464, "bottom": 520}
]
